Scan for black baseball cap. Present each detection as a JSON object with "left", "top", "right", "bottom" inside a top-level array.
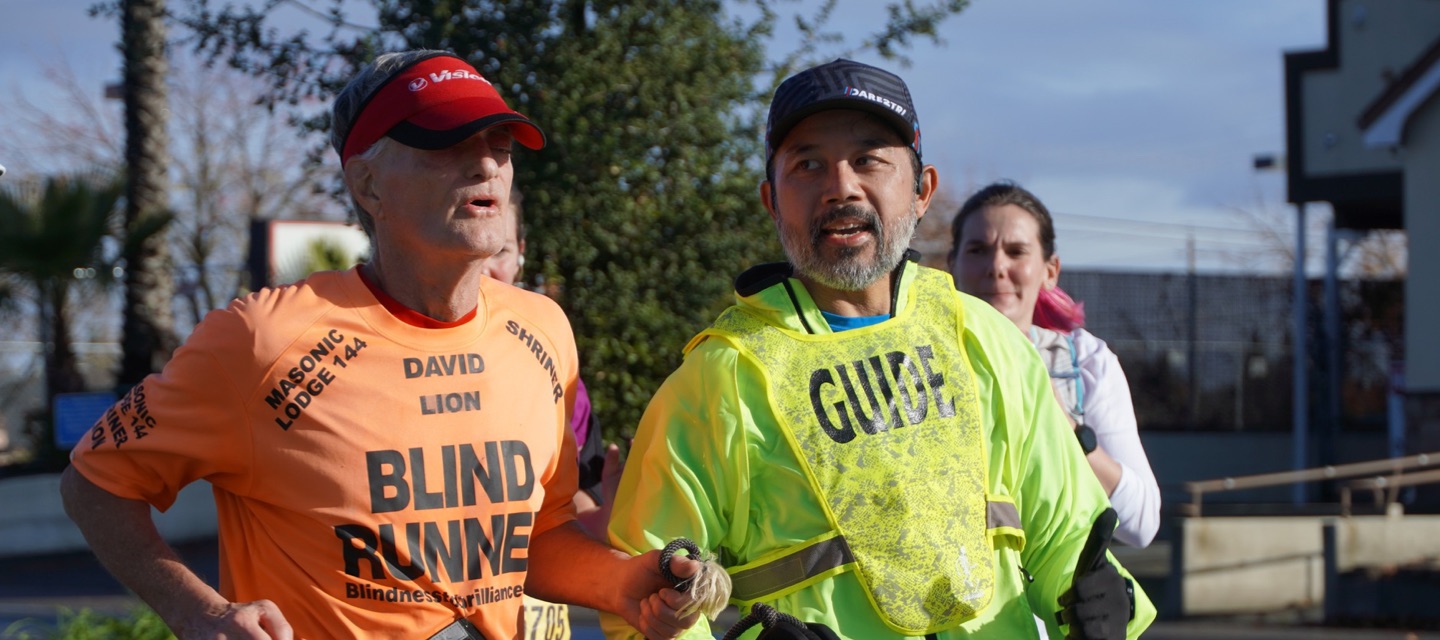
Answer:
[{"left": 765, "top": 58, "right": 922, "bottom": 169}]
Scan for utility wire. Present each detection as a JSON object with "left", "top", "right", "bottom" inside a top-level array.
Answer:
[
  {"left": 1059, "top": 226, "right": 1277, "bottom": 248},
  {"left": 1052, "top": 209, "right": 1273, "bottom": 235}
]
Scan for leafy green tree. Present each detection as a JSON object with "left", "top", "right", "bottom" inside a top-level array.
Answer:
[
  {"left": 176, "top": 0, "right": 967, "bottom": 434},
  {"left": 1, "top": 606, "right": 173, "bottom": 640},
  {"left": 303, "top": 236, "right": 365, "bottom": 276}
]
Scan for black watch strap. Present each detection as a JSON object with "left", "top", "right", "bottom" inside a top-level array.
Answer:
[{"left": 1075, "top": 425, "right": 1098, "bottom": 455}]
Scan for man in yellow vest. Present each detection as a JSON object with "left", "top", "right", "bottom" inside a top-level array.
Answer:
[{"left": 601, "top": 59, "right": 1156, "bottom": 640}]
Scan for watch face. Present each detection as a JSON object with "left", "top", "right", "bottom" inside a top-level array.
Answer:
[{"left": 1076, "top": 425, "right": 1098, "bottom": 454}]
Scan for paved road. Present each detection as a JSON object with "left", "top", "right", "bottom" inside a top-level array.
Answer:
[{"left": 4, "top": 540, "right": 1437, "bottom": 639}]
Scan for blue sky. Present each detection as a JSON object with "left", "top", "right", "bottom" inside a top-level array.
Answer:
[
  {"left": 0, "top": 0, "right": 1331, "bottom": 273},
  {"left": 822, "top": 1, "right": 1329, "bottom": 274}
]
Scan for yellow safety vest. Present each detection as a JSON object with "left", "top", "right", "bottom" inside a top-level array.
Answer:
[{"left": 696, "top": 268, "right": 1012, "bottom": 635}]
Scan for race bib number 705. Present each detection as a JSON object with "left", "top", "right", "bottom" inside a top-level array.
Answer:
[{"left": 522, "top": 595, "right": 571, "bottom": 640}]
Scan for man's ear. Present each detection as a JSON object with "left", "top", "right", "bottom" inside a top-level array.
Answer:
[
  {"left": 759, "top": 180, "right": 779, "bottom": 223},
  {"left": 914, "top": 164, "right": 940, "bottom": 220},
  {"left": 344, "top": 158, "right": 381, "bottom": 219}
]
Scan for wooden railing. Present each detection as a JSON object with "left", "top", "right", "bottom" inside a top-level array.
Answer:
[
  {"left": 1182, "top": 452, "right": 1440, "bottom": 517},
  {"left": 1340, "top": 467, "right": 1440, "bottom": 516}
]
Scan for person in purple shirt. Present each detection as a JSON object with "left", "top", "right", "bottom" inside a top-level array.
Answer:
[
  {"left": 481, "top": 187, "right": 628, "bottom": 639},
  {"left": 480, "top": 187, "right": 622, "bottom": 536}
]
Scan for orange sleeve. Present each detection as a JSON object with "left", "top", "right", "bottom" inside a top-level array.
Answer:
[{"left": 68, "top": 308, "right": 255, "bottom": 511}]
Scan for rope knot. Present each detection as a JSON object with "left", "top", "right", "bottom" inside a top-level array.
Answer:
[{"left": 658, "top": 538, "right": 732, "bottom": 621}]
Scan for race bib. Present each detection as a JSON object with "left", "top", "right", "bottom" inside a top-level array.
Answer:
[{"left": 521, "top": 595, "right": 571, "bottom": 640}]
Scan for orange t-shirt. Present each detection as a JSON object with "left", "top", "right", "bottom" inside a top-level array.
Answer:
[{"left": 69, "top": 268, "right": 580, "bottom": 639}]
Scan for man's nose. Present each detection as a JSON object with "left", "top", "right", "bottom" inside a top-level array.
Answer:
[
  {"left": 458, "top": 133, "right": 505, "bottom": 179},
  {"left": 464, "top": 149, "right": 501, "bottom": 180},
  {"left": 822, "top": 162, "right": 864, "bottom": 203}
]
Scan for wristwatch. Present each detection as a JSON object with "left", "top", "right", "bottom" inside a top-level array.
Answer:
[{"left": 1075, "top": 425, "right": 1098, "bottom": 455}]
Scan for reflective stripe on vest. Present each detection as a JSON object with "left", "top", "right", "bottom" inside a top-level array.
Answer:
[
  {"left": 701, "top": 267, "right": 996, "bottom": 635},
  {"left": 729, "top": 498, "right": 1025, "bottom": 602},
  {"left": 730, "top": 534, "right": 856, "bottom": 602},
  {"left": 987, "top": 498, "right": 1021, "bottom": 532}
]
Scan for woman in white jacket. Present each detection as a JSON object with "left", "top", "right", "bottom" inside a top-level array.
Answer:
[{"left": 947, "top": 181, "right": 1161, "bottom": 548}]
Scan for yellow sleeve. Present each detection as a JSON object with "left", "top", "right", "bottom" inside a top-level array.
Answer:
[
  {"left": 962, "top": 298, "right": 1156, "bottom": 638},
  {"left": 601, "top": 339, "right": 751, "bottom": 639}
]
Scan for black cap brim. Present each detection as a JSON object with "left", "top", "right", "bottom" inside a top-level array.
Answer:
[
  {"left": 767, "top": 98, "right": 917, "bottom": 164},
  {"left": 387, "top": 113, "right": 546, "bottom": 151}
]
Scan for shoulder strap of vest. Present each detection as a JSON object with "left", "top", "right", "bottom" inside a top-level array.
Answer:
[
  {"left": 1065, "top": 333, "right": 1084, "bottom": 418},
  {"left": 1031, "top": 327, "right": 1085, "bottom": 424}
]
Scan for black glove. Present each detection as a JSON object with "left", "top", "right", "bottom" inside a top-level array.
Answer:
[{"left": 1056, "top": 508, "right": 1134, "bottom": 640}]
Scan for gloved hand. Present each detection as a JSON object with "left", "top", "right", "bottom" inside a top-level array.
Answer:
[{"left": 1056, "top": 508, "right": 1134, "bottom": 640}]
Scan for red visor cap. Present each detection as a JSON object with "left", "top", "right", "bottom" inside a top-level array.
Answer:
[{"left": 341, "top": 55, "right": 545, "bottom": 164}]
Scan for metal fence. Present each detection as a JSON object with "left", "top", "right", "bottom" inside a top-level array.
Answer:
[{"left": 1060, "top": 270, "right": 1403, "bottom": 433}]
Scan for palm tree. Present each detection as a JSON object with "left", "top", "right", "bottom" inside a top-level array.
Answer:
[
  {"left": 0, "top": 176, "right": 125, "bottom": 406},
  {"left": 0, "top": 175, "right": 170, "bottom": 461},
  {"left": 118, "top": 0, "right": 178, "bottom": 386}
]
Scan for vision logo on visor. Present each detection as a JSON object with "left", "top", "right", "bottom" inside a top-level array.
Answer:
[{"left": 340, "top": 54, "right": 544, "bottom": 163}]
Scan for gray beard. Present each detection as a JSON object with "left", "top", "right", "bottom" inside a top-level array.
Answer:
[{"left": 780, "top": 202, "right": 918, "bottom": 291}]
